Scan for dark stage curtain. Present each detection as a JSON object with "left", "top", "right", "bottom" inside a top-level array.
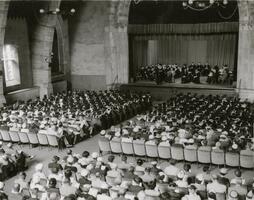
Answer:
[{"left": 130, "top": 31, "right": 237, "bottom": 79}]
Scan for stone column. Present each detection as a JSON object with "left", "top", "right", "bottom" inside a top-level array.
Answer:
[
  {"left": 237, "top": 1, "right": 254, "bottom": 101},
  {"left": 0, "top": 1, "right": 9, "bottom": 106},
  {"left": 105, "top": 0, "right": 130, "bottom": 88},
  {"left": 31, "top": 1, "right": 60, "bottom": 98}
]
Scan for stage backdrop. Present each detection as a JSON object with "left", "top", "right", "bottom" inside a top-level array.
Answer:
[{"left": 129, "top": 22, "right": 238, "bottom": 79}]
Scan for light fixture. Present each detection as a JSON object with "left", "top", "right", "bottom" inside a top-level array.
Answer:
[
  {"left": 45, "top": 52, "right": 54, "bottom": 64},
  {"left": 39, "top": 8, "right": 75, "bottom": 16},
  {"left": 182, "top": 0, "right": 228, "bottom": 11}
]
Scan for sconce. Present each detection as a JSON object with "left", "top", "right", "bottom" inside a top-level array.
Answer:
[
  {"left": 45, "top": 52, "right": 54, "bottom": 64},
  {"left": 39, "top": 8, "right": 75, "bottom": 16}
]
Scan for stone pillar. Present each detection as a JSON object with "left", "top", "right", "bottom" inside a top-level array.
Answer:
[
  {"left": 237, "top": 1, "right": 254, "bottom": 101},
  {"left": 31, "top": 1, "right": 60, "bottom": 98},
  {"left": 105, "top": 0, "right": 130, "bottom": 88},
  {"left": 0, "top": 1, "right": 9, "bottom": 106}
]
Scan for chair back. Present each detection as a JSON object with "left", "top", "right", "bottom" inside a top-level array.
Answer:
[
  {"left": 171, "top": 145, "right": 184, "bottom": 161},
  {"left": 158, "top": 142, "right": 171, "bottom": 159},
  {"left": 1, "top": 129, "right": 11, "bottom": 142},
  {"left": 211, "top": 148, "right": 225, "bottom": 165},
  {"left": 27, "top": 132, "right": 39, "bottom": 145},
  {"left": 47, "top": 135, "right": 59, "bottom": 147},
  {"left": 145, "top": 142, "right": 158, "bottom": 158},
  {"left": 240, "top": 149, "right": 254, "bottom": 168},
  {"left": 225, "top": 152, "right": 240, "bottom": 167},
  {"left": 110, "top": 138, "right": 122, "bottom": 154},
  {"left": 184, "top": 146, "right": 197, "bottom": 162},
  {"left": 19, "top": 131, "right": 29, "bottom": 143},
  {"left": 197, "top": 147, "right": 211, "bottom": 164},
  {"left": 121, "top": 138, "right": 134, "bottom": 155},
  {"left": 133, "top": 139, "right": 146, "bottom": 156},
  {"left": 37, "top": 133, "right": 49, "bottom": 146},
  {"left": 216, "top": 192, "right": 226, "bottom": 200},
  {"left": 98, "top": 138, "right": 111, "bottom": 153},
  {"left": 9, "top": 130, "right": 20, "bottom": 142}
]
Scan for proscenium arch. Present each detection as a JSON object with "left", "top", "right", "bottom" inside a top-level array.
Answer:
[{"left": 108, "top": 0, "right": 243, "bottom": 86}]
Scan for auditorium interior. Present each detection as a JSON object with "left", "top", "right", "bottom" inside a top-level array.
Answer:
[{"left": 0, "top": 0, "right": 253, "bottom": 199}]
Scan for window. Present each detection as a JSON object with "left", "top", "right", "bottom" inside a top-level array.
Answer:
[{"left": 3, "top": 44, "right": 21, "bottom": 87}]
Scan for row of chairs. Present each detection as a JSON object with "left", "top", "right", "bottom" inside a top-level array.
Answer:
[
  {"left": 0, "top": 129, "right": 59, "bottom": 148},
  {"left": 99, "top": 138, "right": 254, "bottom": 169}
]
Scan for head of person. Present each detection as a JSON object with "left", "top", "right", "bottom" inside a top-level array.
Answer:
[
  {"left": 108, "top": 155, "right": 115, "bottom": 163},
  {"left": 82, "top": 151, "right": 90, "bottom": 158},
  {"left": 188, "top": 185, "right": 197, "bottom": 195},
  {"left": 137, "top": 159, "right": 144, "bottom": 166},
  {"left": 19, "top": 172, "right": 27, "bottom": 180},
  {"left": 48, "top": 178, "right": 57, "bottom": 188},
  {"left": 234, "top": 169, "right": 242, "bottom": 177},
  {"left": 183, "top": 164, "right": 191, "bottom": 172}
]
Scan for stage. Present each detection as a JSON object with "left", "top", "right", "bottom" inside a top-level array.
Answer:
[{"left": 121, "top": 81, "right": 237, "bottom": 101}]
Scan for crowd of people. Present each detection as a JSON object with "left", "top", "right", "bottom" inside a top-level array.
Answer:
[
  {"left": 2, "top": 149, "right": 252, "bottom": 200},
  {"left": 0, "top": 90, "right": 151, "bottom": 148},
  {"left": 136, "top": 63, "right": 234, "bottom": 85},
  {"left": 102, "top": 93, "right": 253, "bottom": 153},
  {"left": 0, "top": 142, "right": 33, "bottom": 181}
]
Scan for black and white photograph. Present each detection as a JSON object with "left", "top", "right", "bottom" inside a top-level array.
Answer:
[{"left": 0, "top": 0, "right": 253, "bottom": 199}]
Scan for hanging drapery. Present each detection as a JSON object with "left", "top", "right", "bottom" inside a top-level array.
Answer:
[
  {"left": 128, "top": 22, "right": 238, "bottom": 34},
  {"left": 131, "top": 33, "right": 237, "bottom": 78}
]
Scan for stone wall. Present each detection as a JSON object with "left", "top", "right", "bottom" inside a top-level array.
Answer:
[{"left": 69, "top": 1, "right": 110, "bottom": 90}]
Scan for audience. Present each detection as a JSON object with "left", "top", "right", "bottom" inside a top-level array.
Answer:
[
  {"left": 0, "top": 90, "right": 152, "bottom": 149},
  {"left": 0, "top": 143, "right": 33, "bottom": 181},
  {"left": 102, "top": 93, "right": 253, "bottom": 153},
  {"left": 6, "top": 149, "right": 253, "bottom": 200},
  {"left": 136, "top": 63, "right": 234, "bottom": 85}
]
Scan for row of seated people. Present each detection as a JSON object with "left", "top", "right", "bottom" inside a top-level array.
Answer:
[
  {"left": 0, "top": 90, "right": 151, "bottom": 148},
  {"left": 6, "top": 150, "right": 254, "bottom": 200},
  {"left": 0, "top": 142, "right": 33, "bottom": 181},
  {"left": 136, "top": 63, "right": 234, "bottom": 85},
  {"left": 100, "top": 93, "right": 253, "bottom": 152},
  {"left": 99, "top": 127, "right": 254, "bottom": 168}
]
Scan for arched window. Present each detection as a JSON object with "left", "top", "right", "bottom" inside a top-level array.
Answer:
[{"left": 2, "top": 44, "right": 21, "bottom": 87}]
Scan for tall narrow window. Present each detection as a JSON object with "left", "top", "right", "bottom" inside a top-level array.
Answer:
[{"left": 3, "top": 44, "right": 21, "bottom": 87}]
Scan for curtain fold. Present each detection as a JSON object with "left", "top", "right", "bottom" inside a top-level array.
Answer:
[{"left": 128, "top": 22, "right": 238, "bottom": 34}]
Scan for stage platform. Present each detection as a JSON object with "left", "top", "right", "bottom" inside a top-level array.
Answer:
[{"left": 121, "top": 81, "right": 237, "bottom": 101}]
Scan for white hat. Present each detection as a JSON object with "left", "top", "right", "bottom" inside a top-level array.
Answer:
[
  {"left": 97, "top": 157, "right": 103, "bottom": 162},
  {"left": 232, "top": 143, "right": 238, "bottom": 149},
  {"left": 149, "top": 135, "right": 155, "bottom": 140},
  {"left": 91, "top": 152, "right": 98, "bottom": 159},
  {"left": 67, "top": 156, "right": 74, "bottom": 164},
  {"left": 35, "top": 163, "right": 43, "bottom": 171},
  {"left": 161, "top": 136, "right": 167, "bottom": 141},
  {"left": 177, "top": 171, "right": 185, "bottom": 179},
  {"left": 115, "top": 131, "right": 121, "bottom": 137},
  {"left": 7, "top": 143, "right": 12, "bottom": 148},
  {"left": 133, "top": 127, "right": 139, "bottom": 133},
  {"left": 80, "top": 169, "right": 89, "bottom": 177},
  {"left": 122, "top": 129, "right": 129, "bottom": 135},
  {"left": 220, "top": 168, "right": 228, "bottom": 175},
  {"left": 86, "top": 164, "right": 93, "bottom": 171},
  {"left": 151, "top": 161, "right": 157, "bottom": 165},
  {"left": 100, "top": 130, "right": 106, "bottom": 136}
]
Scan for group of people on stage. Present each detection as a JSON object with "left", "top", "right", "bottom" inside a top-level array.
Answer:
[
  {"left": 0, "top": 142, "right": 33, "bottom": 182},
  {"left": 6, "top": 149, "right": 254, "bottom": 200},
  {"left": 136, "top": 63, "right": 234, "bottom": 85},
  {"left": 0, "top": 90, "right": 152, "bottom": 149}
]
